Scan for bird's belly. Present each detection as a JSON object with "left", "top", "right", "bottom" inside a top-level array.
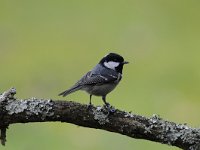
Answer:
[{"left": 83, "top": 83, "right": 118, "bottom": 96}]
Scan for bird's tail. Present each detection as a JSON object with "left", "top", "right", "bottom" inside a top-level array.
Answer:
[{"left": 58, "top": 85, "right": 81, "bottom": 97}]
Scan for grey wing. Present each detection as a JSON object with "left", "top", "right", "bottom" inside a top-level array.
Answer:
[
  {"left": 59, "top": 70, "right": 120, "bottom": 97},
  {"left": 58, "top": 71, "right": 92, "bottom": 97},
  {"left": 78, "top": 71, "right": 119, "bottom": 86}
]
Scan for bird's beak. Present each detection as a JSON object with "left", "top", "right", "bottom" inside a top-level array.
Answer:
[{"left": 122, "top": 61, "right": 129, "bottom": 64}]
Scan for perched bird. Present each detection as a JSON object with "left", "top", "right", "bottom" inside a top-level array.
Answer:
[{"left": 58, "top": 53, "right": 128, "bottom": 107}]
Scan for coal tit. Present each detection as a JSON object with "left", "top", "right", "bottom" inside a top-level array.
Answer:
[{"left": 59, "top": 53, "right": 128, "bottom": 107}]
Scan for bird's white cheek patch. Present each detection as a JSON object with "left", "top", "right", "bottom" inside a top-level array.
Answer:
[{"left": 104, "top": 61, "right": 120, "bottom": 70}]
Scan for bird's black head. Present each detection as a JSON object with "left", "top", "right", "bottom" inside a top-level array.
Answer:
[{"left": 99, "top": 53, "right": 129, "bottom": 73}]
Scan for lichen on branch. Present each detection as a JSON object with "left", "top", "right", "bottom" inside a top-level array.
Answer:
[{"left": 0, "top": 88, "right": 200, "bottom": 150}]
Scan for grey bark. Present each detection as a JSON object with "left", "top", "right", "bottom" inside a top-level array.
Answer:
[{"left": 0, "top": 88, "right": 200, "bottom": 150}]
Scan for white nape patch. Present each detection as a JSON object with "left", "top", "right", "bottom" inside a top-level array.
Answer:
[{"left": 104, "top": 61, "right": 120, "bottom": 70}]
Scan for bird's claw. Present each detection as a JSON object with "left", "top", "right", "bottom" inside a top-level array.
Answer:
[
  {"left": 105, "top": 102, "right": 110, "bottom": 107},
  {"left": 87, "top": 103, "right": 93, "bottom": 110},
  {"left": 104, "top": 103, "right": 116, "bottom": 113}
]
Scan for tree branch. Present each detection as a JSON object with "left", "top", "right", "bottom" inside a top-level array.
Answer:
[{"left": 0, "top": 88, "right": 200, "bottom": 149}]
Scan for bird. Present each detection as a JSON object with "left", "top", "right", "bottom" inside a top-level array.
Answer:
[{"left": 58, "top": 53, "right": 129, "bottom": 107}]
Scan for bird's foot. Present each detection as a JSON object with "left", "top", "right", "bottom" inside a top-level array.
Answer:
[
  {"left": 105, "top": 102, "right": 110, "bottom": 107},
  {"left": 104, "top": 103, "right": 116, "bottom": 113},
  {"left": 87, "top": 103, "right": 93, "bottom": 110}
]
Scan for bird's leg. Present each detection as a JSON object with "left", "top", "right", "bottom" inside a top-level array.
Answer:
[
  {"left": 87, "top": 95, "right": 93, "bottom": 109},
  {"left": 89, "top": 94, "right": 92, "bottom": 105},
  {"left": 102, "top": 96, "right": 110, "bottom": 107}
]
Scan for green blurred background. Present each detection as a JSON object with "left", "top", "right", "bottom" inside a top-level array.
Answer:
[{"left": 1, "top": 0, "right": 200, "bottom": 149}]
